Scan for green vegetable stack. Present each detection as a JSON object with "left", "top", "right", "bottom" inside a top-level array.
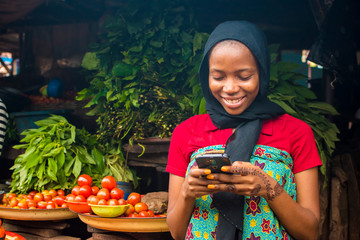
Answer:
[{"left": 10, "top": 115, "right": 108, "bottom": 193}]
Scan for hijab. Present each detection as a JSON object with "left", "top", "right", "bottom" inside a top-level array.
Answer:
[{"left": 198, "top": 20, "right": 285, "bottom": 239}]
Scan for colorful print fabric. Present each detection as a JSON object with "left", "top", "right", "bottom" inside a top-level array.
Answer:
[{"left": 185, "top": 144, "right": 296, "bottom": 240}]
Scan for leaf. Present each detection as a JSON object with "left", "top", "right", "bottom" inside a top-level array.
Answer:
[
  {"left": 308, "top": 102, "right": 339, "bottom": 115},
  {"left": 47, "top": 158, "right": 58, "bottom": 181},
  {"left": 112, "top": 62, "right": 134, "bottom": 77},
  {"left": 72, "top": 156, "right": 82, "bottom": 179},
  {"left": 82, "top": 52, "right": 100, "bottom": 70}
]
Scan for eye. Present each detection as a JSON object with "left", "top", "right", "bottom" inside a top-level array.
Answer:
[
  {"left": 237, "top": 74, "right": 253, "bottom": 81},
  {"left": 211, "top": 74, "right": 224, "bottom": 81}
]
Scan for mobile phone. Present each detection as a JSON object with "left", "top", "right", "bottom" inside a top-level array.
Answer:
[{"left": 195, "top": 153, "right": 231, "bottom": 173}]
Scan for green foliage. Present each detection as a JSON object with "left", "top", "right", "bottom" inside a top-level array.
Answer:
[
  {"left": 78, "top": 0, "right": 208, "bottom": 145},
  {"left": 9, "top": 115, "right": 137, "bottom": 193},
  {"left": 267, "top": 45, "right": 339, "bottom": 174}
]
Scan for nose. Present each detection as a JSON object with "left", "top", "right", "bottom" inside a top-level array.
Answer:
[{"left": 223, "top": 78, "right": 239, "bottom": 94}]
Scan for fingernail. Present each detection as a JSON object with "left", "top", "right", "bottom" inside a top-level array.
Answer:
[
  {"left": 206, "top": 174, "right": 214, "bottom": 179},
  {"left": 208, "top": 184, "right": 215, "bottom": 189},
  {"left": 204, "top": 169, "right": 211, "bottom": 175},
  {"left": 221, "top": 166, "right": 228, "bottom": 172}
]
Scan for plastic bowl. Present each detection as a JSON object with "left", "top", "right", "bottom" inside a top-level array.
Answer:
[
  {"left": 66, "top": 201, "right": 92, "bottom": 213},
  {"left": 89, "top": 204, "right": 129, "bottom": 218}
]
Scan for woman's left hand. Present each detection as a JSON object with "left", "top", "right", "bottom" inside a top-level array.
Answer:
[{"left": 207, "top": 161, "right": 283, "bottom": 201}]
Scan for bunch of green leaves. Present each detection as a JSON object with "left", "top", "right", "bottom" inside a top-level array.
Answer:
[
  {"left": 266, "top": 45, "right": 339, "bottom": 174},
  {"left": 77, "top": 0, "right": 208, "bottom": 144},
  {"left": 9, "top": 115, "right": 106, "bottom": 193}
]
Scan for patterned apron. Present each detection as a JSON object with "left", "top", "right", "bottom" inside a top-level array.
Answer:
[{"left": 185, "top": 144, "right": 296, "bottom": 240}]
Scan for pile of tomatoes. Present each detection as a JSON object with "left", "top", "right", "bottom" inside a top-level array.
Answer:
[
  {"left": 67, "top": 174, "right": 154, "bottom": 217},
  {"left": 1, "top": 189, "right": 66, "bottom": 209}
]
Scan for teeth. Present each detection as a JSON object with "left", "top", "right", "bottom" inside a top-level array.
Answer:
[{"left": 224, "top": 98, "right": 243, "bottom": 104}]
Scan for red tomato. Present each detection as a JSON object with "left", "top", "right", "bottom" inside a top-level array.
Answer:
[
  {"left": 147, "top": 210, "right": 155, "bottom": 217},
  {"left": 46, "top": 202, "right": 56, "bottom": 209},
  {"left": 61, "top": 203, "right": 68, "bottom": 208},
  {"left": 34, "top": 193, "right": 45, "bottom": 203},
  {"left": 138, "top": 210, "right": 150, "bottom": 217},
  {"left": 118, "top": 199, "right": 127, "bottom": 205},
  {"left": 27, "top": 200, "right": 37, "bottom": 208},
  {"left": 7, "top": 193, "right": 16, "bottom": 200},
  {"left": 97, "top": 199, "right": 108, "bottom": 205},
  {"left": 91, "top": 186, "right": 100, "bottom": 195},
  {"left": 65, "top": 194, "right": 75, "bottom": 202},
  {"left": 74, "top": 195, "right": 86, "bottom": 202},
  {"left": 110, "top": 188, "right": 124, "bottom": 200},
  {"left": 49, "top": 189, "right": 57, "bottom": 198},
  {"left": 79, "top": 185, "right": 92, "bottom": 198},
  {"left": 125, "top": 204, "right": 135, "bottom": 215},
  {"left": 88, "top": 196, "right": 100, "bottom": 205},
  {"left": 57, "top": 189, "right": 65, "bottom": 197},
  {"left": 127, "top": 192, "right": 141, "bottom": 206},
  {"left": 37, "top": 201, "right": 47, "bottom": 209},
  {"left": 101, "top": 176, "right": 117, "bottom": 190},
  {"left": 44, "top": 194, "right": 52, "bottom": 202},
  {"left": 53, "top": 196, "right": 65, "bottom": 206},
  {"left": 10, "top": 197, "right": 19, "bottom": 207},
  {"left": 78, "top": 174, "right": 93, "bottom": 186},
  {"left": 108, "top": 199, "right": 119, "bottom": 206},
  {"left": 71, "top": 185, "right": 81, "bottom": 196},
  {"left": 97, "top": 188, "right": 110, "bottom": 200},
  {"left": 126, "top": 213, "right": 138, "bottom": 218},
  {"left": 17, "top": 200, "right": 28, "bottom": 209},
  {"left": 29, "top": 190, "right": 38, "bottom": 198},
  {"left": 134, "top": 202, "right": 148, "bottom": 213}
]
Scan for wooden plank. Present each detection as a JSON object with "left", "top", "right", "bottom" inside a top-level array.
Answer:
[
  {"left": 4, "top": 219, "right": 70, "bottom": 230},
  {"left": 2, "top": 222, "right": 62, "bottom": 237},
  {"left": 341, "top": 154, "right": 360, "bottom": 240}
]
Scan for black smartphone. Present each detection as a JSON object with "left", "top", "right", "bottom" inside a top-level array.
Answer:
[{"left": 195, "top": 153, "right": 231, "bottom": 173}]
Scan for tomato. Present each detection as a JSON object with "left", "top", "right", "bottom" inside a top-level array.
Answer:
[
  {"left": 110, "top": 188, "right": 124, "bottom": 200},
  {"left": 147, "top": 209, "right": 155, "bottom": 217},
  {"left": 126, "top": 213, "right": 138, "bottom": 218},
  {"left": 79, "top": 185, "right": 92, "bottom": 198},
  {"left": 71, "top": 185, "right": 81, "bottom": 196},
  {"left": 29, "top": 190, "right": 38, "bottom": 198},
  {"left": 108, "top": 199, "right": 119, "bottom": 206},
  {"left": 101, "top": 176, "right": 117, "bottom": 190},
  {"left": 97, "top": 199, "right": 108, "bottom": 205},
  {"left": 57, "top": 189, "right": 65, "bottom": 196},
  {"left": 0, "top": 226, "right": 5, "bottom": 238},
  {"left": 41, "top": 190, "right": 50, "bottom": 196},
  {"left": 97, "top": 188, "right": 110, "bottom": 200},
  {"left": 7, "top": 193, "right": 16, "bottom": 200},
  {"left": 74, "top": 195, "right": 86, "bottom": 202},
  {"left": 44, "top": 194, "right": 52, "bottom": 202},
  {"left": 127, "top": 192, "right": 141, "bottom": 206},
  {"left": 37, "top": 201, "right": 47, "bottom": 209},
  {"left": 46, "top": 202, "right": 56, "bottom": 209},
  {"left": 91, "top": 186, "right": 100, "bottom": 195},
  {"left": 27, "top": 200, "right": 37, "bottom": 208},
  {"left": 61, "top": 203, "right": 68, "bottom": 208},
  {"left": 53, "top": 196, "right": 65, "bottom": 206},
  {"left": 9, "top": 198, "right": 18, "bottom": 207},
  {"left": 65, "top": 194, "right": 75, "bottom": 202},
  {"left": 138, "top": 210, "right": 150, "bottom": 217},
  {"left": 78, "top": 174, "right": 93, "bottom": 186},
  {"left": 88, "top": 196, "right": 100, "bottom": 205},
  {"left": 17, "top": 200, "right": 28, "bottom": 209},
  {"left": 33, "top": 193, "right": 44, "bottom": 203},
  {"left": 134, "top": 202, "right": 148, "bottom": 213},
  {"left": 118, "top": 199, "right": 127, "bottom": 205},
  {"left": 49, "top": 189, "right": 58, "bottom": 198},
  {"left": 125, "top": 204, "right": 135, "bottom": 215}
]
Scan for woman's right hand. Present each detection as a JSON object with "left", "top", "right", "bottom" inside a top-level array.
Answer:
[{"left": 181, "top": 167, "right": 220, "bottom": 199}]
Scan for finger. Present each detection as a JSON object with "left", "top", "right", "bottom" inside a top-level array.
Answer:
[{"left": 189, "top": 168, "right": 212, "bottom": 178}]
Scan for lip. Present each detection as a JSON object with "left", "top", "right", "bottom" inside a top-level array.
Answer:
[{"left": 222, "top": 96, "right": 246, "bottom": 108}]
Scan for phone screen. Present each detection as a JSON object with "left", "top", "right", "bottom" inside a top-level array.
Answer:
[{"left": 195, "top": 153, "right": 231, "bottom": 173}]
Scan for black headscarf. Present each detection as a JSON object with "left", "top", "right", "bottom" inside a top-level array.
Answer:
[{"left": 199, "top": 21, "right": 285, "bottom": 239}]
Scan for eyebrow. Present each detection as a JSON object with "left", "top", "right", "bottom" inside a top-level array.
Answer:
[{"left": 209, "top": 68, "right": 254, "bottom": 73}]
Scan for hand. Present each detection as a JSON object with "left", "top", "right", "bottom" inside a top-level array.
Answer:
[
  {"left": 207, "top": 161, "right": 284, "bottom": 201},
  {"left": 181, "top": 167, "right": 222, "bottom": 199}
]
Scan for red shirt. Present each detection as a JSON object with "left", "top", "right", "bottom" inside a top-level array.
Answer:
[{"left": 166, "top": 113, "right": 322, "bottom": 177}]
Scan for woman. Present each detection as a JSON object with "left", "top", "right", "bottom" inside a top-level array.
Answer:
[{"left": 166, "top": 21, "right": 322, "bottom": 240}]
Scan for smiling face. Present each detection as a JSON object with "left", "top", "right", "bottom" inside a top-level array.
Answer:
[{"left": 208, "top": 40, "right": 260, "bottom": 115}]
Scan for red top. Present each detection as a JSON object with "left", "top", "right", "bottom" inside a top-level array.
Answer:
[{"left": 166, "top": 113, "right": 322, "bottom": 177}]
